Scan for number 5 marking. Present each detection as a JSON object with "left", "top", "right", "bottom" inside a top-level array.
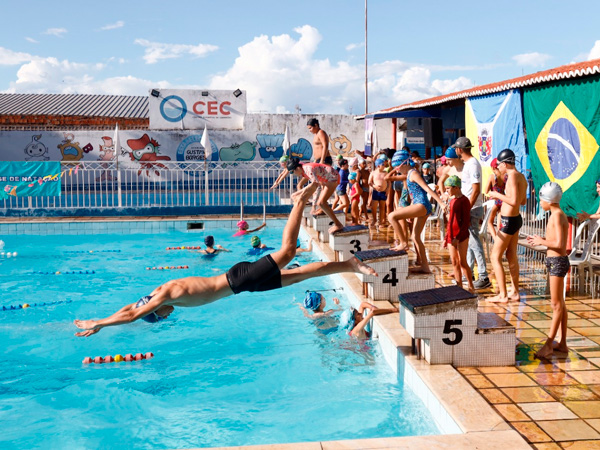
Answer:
[{"left": 442, "top": 319, "right": 463, "bottom": 345}]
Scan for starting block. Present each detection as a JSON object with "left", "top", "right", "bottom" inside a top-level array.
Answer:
[
  {"left": 398, "top": 286, "right": 515, "bottom": 366},
  {"left": 354, "top": 249, "right": 435, "bottom": 300},
  {"left": 302, "top": 204, "right": 313, "bottom": 226},
  {"left": 329, "top": 225, "right": 369, "bottom": 261},
  {"left": 312, "top": 211, "right": 346, "bottom": 243}
]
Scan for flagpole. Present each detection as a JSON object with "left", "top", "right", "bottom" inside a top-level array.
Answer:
[{"left": 115, "top": 123, "right": 122, "bottom": 208}]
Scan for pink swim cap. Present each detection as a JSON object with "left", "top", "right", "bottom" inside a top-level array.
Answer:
[{"left": 237, "top": 220, "right": 248, "bottom": 230}]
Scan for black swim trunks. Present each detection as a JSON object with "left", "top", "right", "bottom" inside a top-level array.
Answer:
[
  {"left": 499, "top": 214, "right": 523, "bottom": 235},
  {"left": 546, "top": 255, "right": 570, "bottom": 278},
  {"left": 226, "top": 254, "right": 282, "bottom": 294}
]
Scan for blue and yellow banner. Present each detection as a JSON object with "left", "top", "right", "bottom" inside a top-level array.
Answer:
[
  {"left": 523, "top": 76, "right": 600, "bottom": 216},
  {"left": 0, "top": 161, "right": 61, "bottom": 199}
]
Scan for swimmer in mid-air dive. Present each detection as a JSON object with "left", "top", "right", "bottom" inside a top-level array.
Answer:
[{"left": 74, "top": 192, "right": 378, "bottom": 337}]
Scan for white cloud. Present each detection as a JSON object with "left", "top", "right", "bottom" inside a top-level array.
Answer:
[
  {"left": 101, "top": 21, "right": 125, "bottom": 31},
  {"left": 25, "top": 37, "right": 38, "bottom": 44},
  {"left": 134, "top": 38, "right": 218, "bottom": 64},
  {"left": 588, "top": 40, "right": 600, "bottom": 61},
  {"left": 44, "top": 28, "right": 67, "bottom": 37},
  {"left": 512, "top": 52, "right": 551, "bottom": 67},
  {"left": 0, "top": 47, "right": 33, "bottom": 65},
  {"left": 346, "top": 42, "right": 364, "bottom": 51}
]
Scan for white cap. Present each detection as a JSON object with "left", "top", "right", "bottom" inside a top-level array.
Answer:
[{"left": 539, "top": 181, "right": 563, "bottom": 203}]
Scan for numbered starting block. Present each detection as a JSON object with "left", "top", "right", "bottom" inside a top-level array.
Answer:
[
  {"left": 398, "top": 286, "right": 515, "bottom": 366},
  {"left": 329, "top": 225, "right": 369, "bottom": 261},
  {"left": 302, "top": 204, "right": 313, "bottom": 226},
  {"left": 312, "top": 211, "right": 346, "bottom": 243},
  {"left": 354, "top": 249, "right": 435, "bottom": 300}
]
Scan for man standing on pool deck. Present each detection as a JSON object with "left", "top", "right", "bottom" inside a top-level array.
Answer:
[
  {"left": 487, "top": 149, "right": 528, "bottom": 303},
  {"left": 452, "top": 137, "right": 491, "bottom": 290},
  {"left": 307, "top": 118, "right": 332, "bottom": 165},
  {"left": 74, "top": 191, "right": 377, "bottom": 337}
]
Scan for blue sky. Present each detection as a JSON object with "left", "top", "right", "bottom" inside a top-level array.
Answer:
[{"left": 1, "top": 0, "right": 600, "bottom": 114}]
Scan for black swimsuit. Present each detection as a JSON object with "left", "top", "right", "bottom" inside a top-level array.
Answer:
[
  {"left": 546, "top": 255, "right": 570, "bottom": 278},
  {"left": 226, "top": 254, "right": 282, "bottom": 294},
  {"left": 500, "top": 214, "right": 523, "bottom": 235}
]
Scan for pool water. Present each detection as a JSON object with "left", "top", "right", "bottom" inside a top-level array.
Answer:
[{"left": 0, "top": 222, "right": 439, "bottom": 449}]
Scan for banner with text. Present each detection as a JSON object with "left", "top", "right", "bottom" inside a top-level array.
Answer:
[
  {"left": 0, "top": 161, "right": 61, "bottom": 199},
  {"left": 149, "top": 89, "right": 246, "bottom": 130}
]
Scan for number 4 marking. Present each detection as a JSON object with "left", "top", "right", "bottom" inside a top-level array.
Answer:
[
  {"left": 442, "top": 319, "right": 463, "bottom": 345},
  {"left": 382, "top": 268, "right": 398, "bottom": 286}
]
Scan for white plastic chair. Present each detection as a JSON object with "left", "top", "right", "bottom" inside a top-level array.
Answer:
[{"left": 569, "top": 218, "right": 600, "bottom": 294}]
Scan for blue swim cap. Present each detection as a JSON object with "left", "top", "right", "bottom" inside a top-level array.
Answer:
[
  {"left": 204, "top": 235, "right": 214, "bottom": 247},
  {"left": 374, "top": 158, "right": 384, "bottom": 167},
  {"left": 444, "top": 147, "right": 458, "bottom": 159},
  {"left": 348, "top": 172, "right": 358, "bottom": 181},
  {"left": 377, "top": 154, "right": 389, "bottom": 161},
  {"left": 391, "top": 150, "right": 410, "bottom": 167},
  {"left": 304, "top": 291, "right": 322, "bottom": 311},
  {"left": 135, "top": 296, "right": 163, "bottom": 323}
]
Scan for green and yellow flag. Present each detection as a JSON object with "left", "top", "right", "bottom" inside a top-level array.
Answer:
[{"left": 523, "top": 76, "right": 600, "bottom": 216}]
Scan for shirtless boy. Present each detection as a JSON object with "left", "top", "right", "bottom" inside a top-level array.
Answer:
[
  {"left": 358, "top": 158, "right": 371, "bottom": 223},
  {"left": 527, "top": 182, "right": 569, "bottom": 358},
  {"left": 307, "top": 118, "right": 332, "bottom": 165},
  {"left": 74, "top": 191, "right": 376, "bottom": 337},
  {"left": 368, "top": 158, "right": 388, "bottom": 227},
  {"left": 487, "top": 149, "right": 528, "bottom": 303}
]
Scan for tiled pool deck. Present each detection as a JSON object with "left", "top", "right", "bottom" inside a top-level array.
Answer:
[{"left": 3, "top": 216, "right": 600, "bottom": 449}]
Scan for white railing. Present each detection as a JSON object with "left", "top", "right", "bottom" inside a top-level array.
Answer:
[{"left": 1, "top": 161, "right": 294, "bottom": 210}]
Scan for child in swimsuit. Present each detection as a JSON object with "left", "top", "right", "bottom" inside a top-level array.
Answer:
[
  {"left": 358, "top": 158, "right": 371, "bottom": 223},
  {"left": 368, "top": 158, "right": 388, "bottom": 227},
  {"left": 483, "top": 158, "right": 506, "bottom": 241},
  {"left": 527, "top": 182, "right": 570, "bottom": 359},
  {"left": 348, "top": 171, "right": 363, "bottom": 225},
  {"left": 233, "top": 220, "right": 267, "bottom": 237},
  {"left": 198, "top": 236, "right": 230, "bottom": 256}
]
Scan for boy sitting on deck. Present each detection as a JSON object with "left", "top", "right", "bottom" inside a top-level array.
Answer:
[{"left": 526, "top": 182, "right": 570, "bottom": 359}]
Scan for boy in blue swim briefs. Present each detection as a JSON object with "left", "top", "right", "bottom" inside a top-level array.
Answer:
[{"left": 74, "top": 190, "right": 377, "bottom": 337}]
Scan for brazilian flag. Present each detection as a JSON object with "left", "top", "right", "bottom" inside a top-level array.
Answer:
[{"left": 523, "top": 75, "right": 600, "bottom": 217}]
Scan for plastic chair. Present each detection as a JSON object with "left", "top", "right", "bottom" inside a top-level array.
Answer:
[
  {"left": 423, "top": 183, "right": 444, "bottom": 241},
  {"left": 479, "top": 199, "right": 497, "bottom": 260},
  {"left": 569, "top": 218, "right": 600, "bottom": 294}
]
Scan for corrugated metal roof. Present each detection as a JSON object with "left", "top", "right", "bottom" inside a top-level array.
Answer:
[
  {"left": 0, "top": 93, "right": 149, "bottom": 118},
  {"left": 360, "top": 58, "right": 600, "bottom": 118}
]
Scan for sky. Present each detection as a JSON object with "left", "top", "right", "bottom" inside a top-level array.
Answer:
[{"left": 1, "top": 0, "right": 600, "bottom": 115}]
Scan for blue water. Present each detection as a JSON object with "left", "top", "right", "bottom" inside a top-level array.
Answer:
[{"left": 0, "top": 223, "right": 439, "bottom": 449}]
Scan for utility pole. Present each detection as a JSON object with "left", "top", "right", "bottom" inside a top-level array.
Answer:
[{"left": 365, "top": 0, "right": 368, "bottom": 114}]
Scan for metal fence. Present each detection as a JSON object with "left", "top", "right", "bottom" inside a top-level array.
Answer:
[{"left": 1, "top": 161, "right": 294, "bottom": 210}]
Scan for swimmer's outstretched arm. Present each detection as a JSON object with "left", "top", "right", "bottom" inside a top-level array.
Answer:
[
  {"left": 248, "top": 222, "right": 267, "bottom": 233},
  {"left": 216, "top": 245, "right": 231, "bottom": 252},
  {"left": 74, "top": 294, "right": 167, "bottom": 337}
]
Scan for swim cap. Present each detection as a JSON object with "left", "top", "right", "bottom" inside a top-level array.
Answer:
[
  {"left": 444, "top": 175, "right": 462, "bottom": 188},
  {"left": 377, "top": 154, "right": 389, "bottom": 161},
  {"left": 391, "top": 149, "right": 410, "bottom": 167},
  {"left": 336, "top": 154, "right": 344, "bottom": 160},
  {"left": 279, "top": 155, "right": 290, "bottom": 163},
  {"left": 348, "top": 172, "right": 358, "bottom": 180},
  {"left": 452, "top": 137, "right": 473, "bottom": 149},
  {"left": 423, "top": 163, "right": 431, "bottom": 169},
  {"left": 440, "top": 156, "right": 447, "bottom": 165},
  {"left": 304, "top": 291, "right": 322, "bottom": 311},
  {"left": 596, "top": 178, "right": 600, "bottom": 185},
  {"left": 497, "top": 148, "right": 516, "bottom": 165},
  {"left": 358, "top": 157, "right": 366, "bottom": 165},
  {"left": 204, "top": 235, "right": 214, "bottom": 247},
  {"left": 444, "top": 147, "right": 458, "bottom": 159},
  {"left": 237, "top": 220, "right": 248, "bottom": 230},
  {"left": 374, "top": 158, "right": 384, "bottom": 167},
  {"left": 286, "top": 158, "right": 301, "bottom": 172},
  {"left": 490, "top": 158, "right": 498, "bottom": 169},
  {"left": 251, "top": 236, "right": 261, "bottom": 248},
  {"left": 135, "top": 296, "right": 163, "bottom": 323},
  {"left": 349, "top": 158, "right": 358, "bottom": 167},
  {"left": 539, "top": 182, "right": 563, "bottom": 203}
]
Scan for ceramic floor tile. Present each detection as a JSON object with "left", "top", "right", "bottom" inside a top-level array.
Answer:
[
  {"left": 532, "top": 442, "right": 562, "bottom": 449},
  {"left": 494, "top": 403, "right": 529, "bottom": 422},
  {"left": 528, "top": 320, "right": 553, "bottom": 329},
  {"left": 554, "top": 358, "right": 598, "bottom": 371},
  {"left": 589, "top": 358, "right": 600, "bottom": 368},
  {"left": 478, "top": 366, "right": 521, "bottom": 374},
  {"left": 518, "top": 361, "right": 557, "bottom": 373},
  {"left": 479, "top": 388, "right": 511, "bottom": 404},
  {"left": 457, "top": 367, "right": 480, "bottom": 375},
  {"left": 564, "top": 401, "right": 600, "bottom": 419},
  {"left": 568, "top": 319, "right": 598, "bottom": 327},
  {"left": 517, "top": 328, "right": 547, "bottom": 338},
  {"left": 568, "top": 370, "right": 600, "bottom": 385},
  {"left": 518, "top": 401, "right": 578, "bottom": 420},
  {"left": 590, "top": 386, "right": 600, "bottom": 397},
  {"left": 465, "top": 374, "right": 495, "bottom": 389},
  {"left": 558, "top": 440, "right": 600, "bottom": 449},
  {"left": 588, "top": 419, "right": 600, "bottom": 433},
  {"left": 501, "top": 386, "right": 555, "bottom": 403},
  {"left": 511, "top": 421, "right": 552, "bottom": 443},
  {"left": 572, "top": 327, "right": 600, "bottom": 337},
  {"left": 537, "top": 419, "right": 600, "bottom": 441},
  {"left": 544, "top": 385, "right": 600, "bottom": 401},
  {"left": 577, "top": 311, "right": 600, "bottom": 319},
  {"left": 526, "top": 371, "right": 579, "bottom": 386},
  {"left": 488, "top": 372, "right": 539, "bottom": 387}
]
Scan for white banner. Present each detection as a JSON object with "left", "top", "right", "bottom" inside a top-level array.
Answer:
[{"left": 148, "top": 89, "right": 246, "bottom": 130}]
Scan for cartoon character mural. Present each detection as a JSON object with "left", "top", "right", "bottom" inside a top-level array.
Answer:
[
  {"left": 256, "top": 134, "right": 284, "bottom": 161},
  {"left": 219, "top": 141, "right": 256, "bottom": 161},
  {"left": 126, "top": 133, "right": 171, "bottom": 176},
  {"left": 289, "top": 138, "right": 312, "bottom": 160},
  {"left": 96, "top": 136, "right": 116, "bottom": 181},
  {"left": 24, "top": 135, "right": 49, "bottom": 161},
  {"left": 330, "top": 134, "right": 354, "bottom": 158},
  {"left": 58, "top": 133, "right": 85, "bottom": 161}
]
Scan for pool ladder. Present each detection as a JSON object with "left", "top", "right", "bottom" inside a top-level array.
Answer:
[{"left": 239, "top": 201, "right": 266, "bottom": 223}]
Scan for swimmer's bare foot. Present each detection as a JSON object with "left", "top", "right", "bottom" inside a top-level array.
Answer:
[
  {"left": 390, "top": 243, "right": 409, "bottom": 252},
  {"left": 329, "top": 224, "right": 344, "bottom": 234},
  {"left": 535, "top": 343, "right": 554, "bottom": 359},
  {"left": 487, "top": 294, "right": 509, "bottom": 303},
  {"left": 349, "top": 256, "right": 378, "bottom": 277},
  {"left": 552, "top": 341, "right": 569, "bottom": 353},
  {"left": 409, "top": 267, "right": 432, "bottom": 274},
  {"left": 313, "top": 208, "right": 324, "bottom": 216},
  {"left": 508, "top": 291, "right": 521, "bottom": 301}
]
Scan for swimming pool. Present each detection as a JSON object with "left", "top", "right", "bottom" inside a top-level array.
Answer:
[{"left": 0, "top": 221, "right": 439, "bottom": 449}]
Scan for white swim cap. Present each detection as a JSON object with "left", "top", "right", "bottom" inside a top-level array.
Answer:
[{"left": 539, "top": 181, "right": 563, "bottom": 204}]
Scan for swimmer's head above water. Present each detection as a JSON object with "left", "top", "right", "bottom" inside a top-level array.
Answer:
[
  {"left": 204, "top": 235, "right": 215, "bottom": 247},
  {"left": 237, "top": 220, "right": 249, "bottom": 230},
  {"left": 304, "top": 291, "right": 323, "bottom": 311}
]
